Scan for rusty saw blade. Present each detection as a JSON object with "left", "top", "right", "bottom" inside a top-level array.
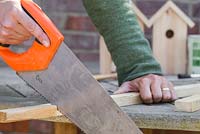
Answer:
[{"left": 17, "top": 42, "right": 142, "bottom": 134}]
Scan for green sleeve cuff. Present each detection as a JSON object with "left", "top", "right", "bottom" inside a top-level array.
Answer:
[{"left": 83, "top": 0, "right": 162, "bottom": 85}]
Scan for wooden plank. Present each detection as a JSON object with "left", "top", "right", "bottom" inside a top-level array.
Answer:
[
  {"left": 0, "top": 104, "right": 57, "bottom": 123},
  {"left": 93, "top": 73, "right": 117, "bottom": 80},
  {"left": 175, "top": 94, "right": 200, "bottom": 112},
  {"left": 111, "top": 92, "right": 142, "bottom": 107},
  {"left": 174, "top": 84, "right": 200, "bottom": 98},
  {"left": 54, "top": 122, "right": 78, "bottom": 134}
]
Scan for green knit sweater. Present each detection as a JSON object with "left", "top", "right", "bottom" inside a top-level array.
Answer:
[{"left": 83, "top": 0, "right": 162, "bottom": 85}]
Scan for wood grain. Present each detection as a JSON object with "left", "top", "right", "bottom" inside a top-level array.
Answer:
[
  {"left": 18, "top": 42, "right": 142, "bottom": 134},
  {"left": 93, "top": 73, "right": 117, "bottom": 81},
  {"left": 152, "top": 8, "right": 187, "bottom": 74},
  {"left": 54, "top": 122, "right": 78, "bottom": 134},
  {"left": 0, "top": 104, "right": 57, "bottom": 123},
  {"left": 175, "top": 94, "right": 200, "bottom": 112}
]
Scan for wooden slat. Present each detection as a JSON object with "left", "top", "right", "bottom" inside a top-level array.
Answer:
[
  {"left": 0, "top": 104, "right": 57, "bottom": 123},
  {"left": 111, "top": 92, "right": 142, "bottom": 106},
  {"left": 175, "top": 94, "right": 200, "bottom": 112},
  {"left": 93, "top": 73, "right": 117, "bottom": 80}
]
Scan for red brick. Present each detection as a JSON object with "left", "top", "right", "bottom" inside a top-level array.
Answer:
[
  {"left": 47, "top": 13, "right": 68, "bottom": 29},
  {"left": 65, "top": 0, "right": 86, "bottom": 13},
  {"left": 65, "top": 16, "right": 96, "bottom": 32},
  {"left": 64, "top": 33, "right": 99, "bottom": 50},
  {"left": 42, "top": 0, "right": 86, "bottom": 13},
  {"left": 192, "top": 2, "right": 200, "bottom": 18},
  {"left": 188, "top": 20, "right": 199, "bottom": 34},
  {"left": 29, "top": 120, "right": 53, "bottom": 133},
  {"left": 135, "top": 0, "right": 165, "bottom": 17}
]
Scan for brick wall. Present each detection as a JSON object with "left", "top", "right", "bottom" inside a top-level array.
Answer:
[
  {"left": 36, "top": 0, "right": 99, "bottom": 62},
  {"left": 35, "top": 0, "right": 200, "bottom": 63}
]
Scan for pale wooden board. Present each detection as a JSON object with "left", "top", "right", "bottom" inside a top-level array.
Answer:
[
  {"left": 93, "top": 73, "right": 117, "bottom": 81},
  {"left": 0, "top": 104, "right": 57, "bottom": 123},
  {"left": 175, "top": 94, "right": 200, "bottom": 112},
  {"left": 111, "top": 93, "right": 142, "bottom": 106}
]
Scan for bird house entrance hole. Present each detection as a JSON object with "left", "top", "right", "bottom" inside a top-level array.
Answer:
[{"left": 166, "top": 29, "right": 174, "bottom": 39}]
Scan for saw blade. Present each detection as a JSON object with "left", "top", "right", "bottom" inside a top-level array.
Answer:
[{"left": 17, "top": 42, "right": 142, "bottom": 134}]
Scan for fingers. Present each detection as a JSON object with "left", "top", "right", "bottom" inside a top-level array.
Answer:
[
  {"left": 14, "top": 7, "right": 50, "bottom": 47},
  {"left": 151, "top": 79, "right": 162, "bottom": 103},
  {"left": 0, "top": 37, "right": 23, "bottom": 44},
  {"left": 118, "top": 74, "right": 177, "bottom": 104},
  {"left": 0, "top": 26, "right": 30, "bottom": 44},
  {"left": 168, "top": 82, "right": 177, "bottom": 101},
  {"left": 114, "top": 81, "right": 136, "bottom": 94},
  {"left": 160, "top": 77, "right": 172, "bottom": 102},
  {"left": 139, "top": 78, "right": 153, "bottom": 104},
  {"left": 14, "top": 23, "right": 32, "bottom": 38}
]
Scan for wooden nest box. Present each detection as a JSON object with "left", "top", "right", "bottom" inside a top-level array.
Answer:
[
  {"left": 99, "top": 2, "right": 149, "bottom": 74},
  {"left": 148, "top": 0, "right": 195, "bottom": 74}
]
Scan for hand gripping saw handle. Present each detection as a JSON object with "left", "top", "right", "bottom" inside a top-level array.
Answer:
[{"left": 0, "top": 0, "right": 64, "bottom": 72}]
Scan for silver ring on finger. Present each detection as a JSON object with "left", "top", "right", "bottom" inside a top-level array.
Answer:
[{"left": 162, "top": 87, "right": 170, "bottom": 91}]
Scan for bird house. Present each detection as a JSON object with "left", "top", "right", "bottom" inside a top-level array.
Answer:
[
  {"left": 148, "top": 1, "right": 195, "bottom": 75},
  {"left": 99, "top": 3, "right": 149, "bottom": 74}
]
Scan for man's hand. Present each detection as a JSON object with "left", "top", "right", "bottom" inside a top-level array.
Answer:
[
  {"left": 0, "top": 0, "right": 49, "bottom": 46},
  {"left": 114, "top": 74, "right": 177, "bottom": 104}
]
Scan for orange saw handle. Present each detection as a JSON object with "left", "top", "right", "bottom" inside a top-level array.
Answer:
[{"left": 0, "top": 0, "right": 64, "bottom": 71}]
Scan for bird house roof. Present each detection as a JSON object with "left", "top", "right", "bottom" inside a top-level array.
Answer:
[
  {"left": 131, "top": 3, "right": 149, "bottom": 27},
  {"left": 148, "top": 0, "right": 195, "bottom": 28}
]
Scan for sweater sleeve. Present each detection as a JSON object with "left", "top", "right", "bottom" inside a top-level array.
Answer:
[{"left": 83, "top": 0, "right": 163, "bottom": 85}]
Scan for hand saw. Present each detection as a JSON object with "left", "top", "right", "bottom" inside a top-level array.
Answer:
[{"left": 0, "top": 0, "right": 142, "bottom": 133}]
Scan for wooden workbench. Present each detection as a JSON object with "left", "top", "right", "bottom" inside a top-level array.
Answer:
[{"left": 1, "top": 69, "right": 200, "bottom": 133}]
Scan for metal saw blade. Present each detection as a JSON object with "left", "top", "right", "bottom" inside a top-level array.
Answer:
[{"left": 17, "top": 42, "right": 142, "bottom": 134}]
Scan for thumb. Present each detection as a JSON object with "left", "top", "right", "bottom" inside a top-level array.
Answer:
[
  {"left": 15, "top": 8, "right": 50, "bottom": 47},
  {"left": 114, "top": 81, "right": 134, "bottom": 94}
]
